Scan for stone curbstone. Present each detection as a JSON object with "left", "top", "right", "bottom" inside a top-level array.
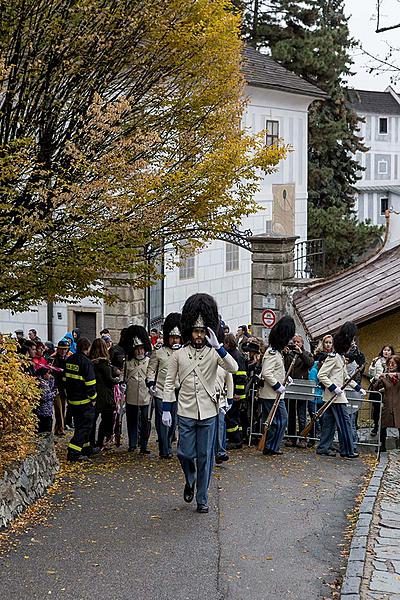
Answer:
[{"left": 340, "top": 456, "right": 388, "bottom": 599}]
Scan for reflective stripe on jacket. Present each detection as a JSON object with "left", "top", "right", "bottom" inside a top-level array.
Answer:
[{"left": 65, "top": 352, "right": 97, "bottom": 406}]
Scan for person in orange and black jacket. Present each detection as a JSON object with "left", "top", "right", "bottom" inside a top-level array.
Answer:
[
  {"left": 224, "top": 334, "right": 247, "bottom": 449},
  {"left": 64, "top": 337, "right": 97, "bottom": 462}
]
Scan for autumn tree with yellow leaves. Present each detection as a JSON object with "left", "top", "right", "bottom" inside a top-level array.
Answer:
[
  {"left": 0, "top": 338, "right": 40, "bottom": 470},
  {"left": 0, "top": 0, "right": 286, "bottom": 311}
]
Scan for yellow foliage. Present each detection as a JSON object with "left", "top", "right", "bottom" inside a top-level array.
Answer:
[
  {"left": 0, "top": 337, "right": 40, "bottom": 473},
  {"left": 0, "top": 0, "right": 288, "bottom": 310}
]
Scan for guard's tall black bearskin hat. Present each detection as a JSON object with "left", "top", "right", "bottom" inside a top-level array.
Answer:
[
  {"left": 333, "top": 321, "right": 357, "bottom": 355},
  {"left": 181, "top": 293, "right": 220, "bottom": 344},
  {"left": 268, "top": 315, "right": 295, "bottom": 352},
  {"left": 121, "top": 325, "right": 152, "bottom": 359},
  {"left": 163, "top": 312, "right": 182, "bottom": 347}
]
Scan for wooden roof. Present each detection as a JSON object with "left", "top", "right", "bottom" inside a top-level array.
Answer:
[
  {"left": 293, "top": 244, "right": 400, "bottom": 340},
  {"left": 242, "top": 45, "right": 327, "bottom": 99}
]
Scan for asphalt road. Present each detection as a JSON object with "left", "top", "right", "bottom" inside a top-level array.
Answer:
[{"left": 0, "top": 443, "right": 367, "bottom": 600}]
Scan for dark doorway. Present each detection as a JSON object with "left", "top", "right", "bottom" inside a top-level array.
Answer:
[{"left": 75, "top": 312, "right": 97, "bottom": 342}]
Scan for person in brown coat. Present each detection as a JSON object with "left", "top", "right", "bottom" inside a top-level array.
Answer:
[{"left": 378, "top": 354, "right": 400, "bottom": 452}]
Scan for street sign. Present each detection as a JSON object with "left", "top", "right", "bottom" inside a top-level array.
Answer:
[
  {"left": 261, "top": 308, "right": 276, "bottom": 329},
  {"left": 262, "top": 295, "right": 276, "bottom": 309}
]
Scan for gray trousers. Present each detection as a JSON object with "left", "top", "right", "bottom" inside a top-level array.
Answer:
[{"left": 177, "top": 415, "right": 217, "bottom": 506}]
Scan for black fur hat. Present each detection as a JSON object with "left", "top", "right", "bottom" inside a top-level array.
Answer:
[
  {"left": 268, "top": 315, "right": 295, "bottom": 351},
  {"left": 163, "top": 312, "right": 182, "bottom": 347},
  {"left": 181, "top": 293, "right": 220, "bottom": 344},
  {"left": 121, "top": 325, "right": 152, "bottom": 359},
  {"left": 333, "top": 321, "right": 357, "bottom": 355}
]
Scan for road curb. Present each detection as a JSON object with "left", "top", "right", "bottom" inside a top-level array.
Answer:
[{"left": 340, "top": 454, "right": 388, "bottom": 599}]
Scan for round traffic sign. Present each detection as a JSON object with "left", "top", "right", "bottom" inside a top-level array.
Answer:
[{"left": 261, "top": 308, "right": 276, "bottom": 329}]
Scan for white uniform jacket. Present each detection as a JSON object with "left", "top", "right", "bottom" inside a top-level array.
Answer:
[
  {"left": 318, "top": 353, "right": 359, "bottom": 404},
  {"left": 125, "top": 357, "right": 150, "bottom": 406},
  {"left": 163, "top": 344, "right": 238, "bottom": 420},
  {"left": 215, "top": 366, "right": 234, "bottom": 410},
  {"left": 258, "top": 349, "right": 285, "bottom": 401},
  {"left": 146, "top": 346, "right": 179, "bottom": 398}
]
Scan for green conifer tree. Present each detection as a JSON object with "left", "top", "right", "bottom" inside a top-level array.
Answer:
[{"left": 237, "top": 0, "right": 382, "bottom": 273}]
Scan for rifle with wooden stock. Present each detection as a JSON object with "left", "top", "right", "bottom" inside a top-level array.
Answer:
[
  {"left": 299, "top": 367, "right": 361, "bottom": 438},
  {"left": 257, "top": 353, "right": 298, "bottom": 452}
]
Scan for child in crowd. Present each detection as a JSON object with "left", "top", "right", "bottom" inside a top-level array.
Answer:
[{"left": 35, "top": 367, "right": 57, "bottom": 433}]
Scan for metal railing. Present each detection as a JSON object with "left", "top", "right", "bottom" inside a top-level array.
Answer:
[
  {"left": 247, "top": 379, "right": 382, "bottom": 455},
  {"left": 294, "top": 238, "right": 326, "bottom": 279}
]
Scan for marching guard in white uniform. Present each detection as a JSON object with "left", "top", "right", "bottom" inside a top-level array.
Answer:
[
  {"left": 259, "top": 316, "right": 295, "bottom": 455},
  {"left": 146, "top": 313, "right": 182, "bottom": 458},
  {"left": 163, "top": 293, "right": 238, "bottom": 513}
]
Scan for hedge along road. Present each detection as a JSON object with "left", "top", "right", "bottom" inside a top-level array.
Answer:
[{"left": 0, "top": 443, "right": 369, "bottom": 600}]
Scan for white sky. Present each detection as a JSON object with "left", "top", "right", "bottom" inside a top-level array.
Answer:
[{"left": 344, "top": 0, "right": 400, "bottom": 91}]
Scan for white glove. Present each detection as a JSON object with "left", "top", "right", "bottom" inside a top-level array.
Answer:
[
  {"left": 359, "top": 388, "right": 367, "bottom": 397},
  {"left": 149, "top": 386, "right": 157, "bottom": 397},
  {"left": 226, "top": 399, "right": 233, "bottom": 412},
  {"left": 277, "top": 384, "right": 286, "bottom": 394},
  {"left": 287, "top": 376, "right": 293, "bottom": 385},
  {"left": 162, "top": 411, "right": 172, "bottom": 427},
  {"left": 206, "top": 327, "right": 221, "bottom": 349},
  {"left": 334, "top": 387, "right": 343, "bottom": 395}
]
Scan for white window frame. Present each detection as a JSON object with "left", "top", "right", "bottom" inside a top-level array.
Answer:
[
  {"left": 378, "top": 160, "right": 388, "bottom": 175},
  {"left": 179, "top": 254, "right": 195, "bottom": 280},
  {"left": 266, "top": 119, "right": 279, "bottom": 147},
  {"left": 380, "top": 196, "right": 389, "bottom": 215},
  {"left": 225, "top": 243, "right": 239, "bottom": 272},
  {"left": 379, "top": 117, "right": 388, "bottom": 135}
]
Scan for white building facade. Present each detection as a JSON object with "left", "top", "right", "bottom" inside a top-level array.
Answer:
[
  {"left": 161, "top": 47, "right": 326, "bottom": 330},
  {"left": 350, "top": 86, "right": 400, "bottom": 237}
]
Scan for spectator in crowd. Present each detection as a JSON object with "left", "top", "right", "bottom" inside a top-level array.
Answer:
[
  {"left": 34, "top": 367, "right": 57, "bottom": 434},
  {"left": 89, "top": 338, "right": 120, "bottom": 450},
  {"left": 284, "top": 334, "right": 314, "bottom": 448},
  {"left": 368, "top": 345, "right": 395, "bottom": 436},
  {"left": 20, "top": 340, "right": 37, "bottom": 374},
  {"left": 150, "top": 328, "right": 159, "bottom": 347},
  {"left": 14, "top": 329, "right": 26, "bottom": 352},
  {"left": 377, "top": 354, "right": 400, "bottom": 452},
  {"left": 64, "top": 328, "right": 81, "bottom": 354},
  {"left": 44, "top": 341, "right": 55, "bottom": 361},
  {"left": 50, "top": 340, "right": 72, "bottom": 436},
  {"left": 109, "top": 328, "right": 127, "bottom": 371},
  {"left": 223, "top": 325, "right": 230, "bottom": 335},
  {"left": 314, "top": 334, "right": 334, "bottom": 363},
  {"left": 236, "top": 325, "right": 250, "bottom": 351},
  {"left": 28, "top": 328, "right": 41, "bottom": 344},
  {"left": 100, "top": 328, "right": 110, "bottom": 336},
  {"left": 33, "top": 341, "right": 50, "bottom": 371},
  {"left": 101, "top": 334, "right": 113, "bottom": 352},
  {"left": 345, "top": 339, "right": 365, "bottom": 384}
]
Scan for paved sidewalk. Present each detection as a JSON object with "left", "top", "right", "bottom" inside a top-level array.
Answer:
[
  {"left": 361, "top": 451, "right": 400, "bottom": 599},
  {"left": 0, "top": 444, "right": 368, "bottom": 600}
]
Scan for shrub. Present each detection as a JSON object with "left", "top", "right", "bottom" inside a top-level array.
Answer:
[{"left": 0, "top": 336, "right": 40, "bottom": 472}]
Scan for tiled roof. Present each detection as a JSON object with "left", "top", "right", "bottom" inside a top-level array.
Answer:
[
  {"left": 348, "top": 89, "right": 400, "bottom": 115},
  {"left": 293, "top": 244, "right": 400, "bottom": 340},
  {"left": 242, "top": 45, "right": 327, "bottom": 99}
]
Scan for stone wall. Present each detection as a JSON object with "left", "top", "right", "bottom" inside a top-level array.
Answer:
[
  {"left": 0, "top": 436, "right": 59, "bottom": 528},
  {"left": 104, "top": 277, "right": 146, "bottom": 341},
  {"left": 250, "top": 234, "right": 298, "bottom": 341}
]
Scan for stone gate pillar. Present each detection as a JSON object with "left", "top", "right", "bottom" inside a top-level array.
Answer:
[{"left": 250, "top": 234, "right": 298, "bottom": 341}]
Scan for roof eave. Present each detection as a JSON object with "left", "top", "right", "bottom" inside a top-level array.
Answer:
[{"left": 246, "top": 80, "right": 328, "bottom": 100}]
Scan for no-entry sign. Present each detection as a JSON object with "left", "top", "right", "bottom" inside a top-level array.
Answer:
[{"left": 261, "top": 308, "right": 276, "bottom": 329}]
